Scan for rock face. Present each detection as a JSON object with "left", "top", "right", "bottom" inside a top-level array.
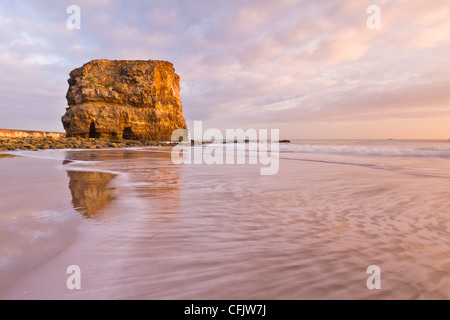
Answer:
[{"left": 61, "top": 59, "right": 187, "bottom": 140}]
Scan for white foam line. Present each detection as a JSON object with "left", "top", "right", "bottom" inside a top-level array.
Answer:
[
  {"left": 278, "top": 144, "right": 450, "bottom": 158},
  {"left": 284, "top": 156, "right": 450, "bottom": 179}
]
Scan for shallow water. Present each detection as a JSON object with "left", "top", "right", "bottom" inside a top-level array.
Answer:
[{"left": 0, "top": 141, "right": 449, "bottom": 299}]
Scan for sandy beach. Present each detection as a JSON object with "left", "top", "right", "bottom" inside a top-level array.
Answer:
[{"left": 1, "top": 141, "right": 449, "bottom": 300}]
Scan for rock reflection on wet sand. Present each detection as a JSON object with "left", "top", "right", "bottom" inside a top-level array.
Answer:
[
  {"left": 64, "top": 149, "right": 183, "bottom": 214},
  {"left": 66, "top": 170, "right": 116, "bottom": 219},
  {"left": 0, "top": 154, "right": 16, "bottom": 159}
]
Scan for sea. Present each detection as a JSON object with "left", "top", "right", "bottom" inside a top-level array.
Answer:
[{"left": 0, "top": 139, "right": 449, "bottom": 299}]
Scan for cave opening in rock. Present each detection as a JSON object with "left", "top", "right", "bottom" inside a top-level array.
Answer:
[
  {"left": 89, "top": 121, "right": 98, "bottom": 138},
  {"left": 123, "top": 127, "right": 133, "bottom": 140}
]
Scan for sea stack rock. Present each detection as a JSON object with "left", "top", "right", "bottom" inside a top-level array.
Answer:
[{"left": 61, "top": 59, "right": 187, "bottom": 141}]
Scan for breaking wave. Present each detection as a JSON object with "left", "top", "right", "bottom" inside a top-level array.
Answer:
[{"left": 280, "top": 143, "right": 450, "bottom": 158}]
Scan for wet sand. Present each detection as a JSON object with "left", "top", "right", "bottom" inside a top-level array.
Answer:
[{"left": 0, "top": 147, "right": 449, "bottom": 299}]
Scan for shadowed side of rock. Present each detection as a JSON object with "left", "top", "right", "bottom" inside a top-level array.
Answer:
[{"left": 61, "top": 59, "right": 187, "bottom": 141}]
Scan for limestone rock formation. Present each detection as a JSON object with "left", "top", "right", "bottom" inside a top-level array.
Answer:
[{"left": 61, "top": 59, "right": 187, "bottom": 141}]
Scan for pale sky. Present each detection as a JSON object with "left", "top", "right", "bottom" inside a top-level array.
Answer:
[{"left": 0, "top": 0, "right": 449, "bottom": 139}]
